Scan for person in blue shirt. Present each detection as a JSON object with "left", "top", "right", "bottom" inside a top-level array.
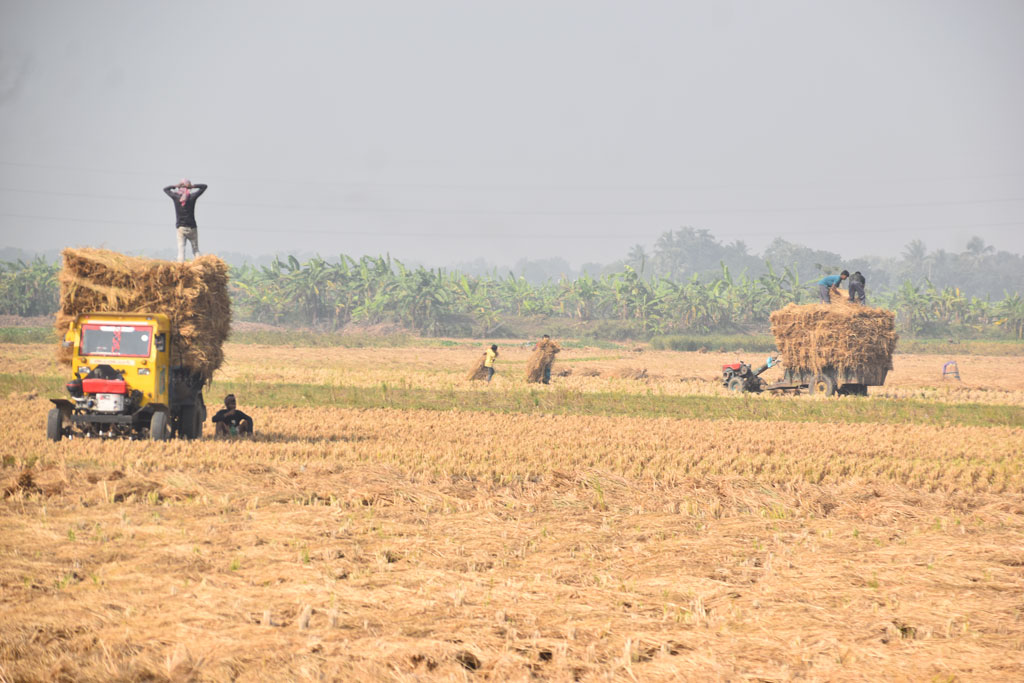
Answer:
[{"left": 817, "top": 270, "right": 849, "bottom": 304}]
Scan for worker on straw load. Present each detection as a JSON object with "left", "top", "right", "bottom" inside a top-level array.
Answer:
[
  {"left": 211, "top": 394, "right": 253, "bottom": 437},
  {"left": 484, "top": 344, "right": 498, "bottom": 382},
  {"left": 848, "top": 271, "right": 866, "bottom": 305},
  {"left": 163, "top": 178, "right": 208, "bottom": 262},
  {"left": 816, "top": 270, "right": 849, "bottom": 304}
]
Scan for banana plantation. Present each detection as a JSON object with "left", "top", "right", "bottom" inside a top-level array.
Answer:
[{"left": 3, "top": 254, "right": 1023, "bottom": 339}]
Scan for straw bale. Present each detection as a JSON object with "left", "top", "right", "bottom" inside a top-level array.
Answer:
[
  {"left": 54, "top": 248, "right": 231, "bottom": 383},
  {"left": 525, "top": 338, "right": 560, "bottom": 383},
  {"left": 610, "top": 367, "right": 648, "bottom": 380},
  {"left": 769, "top": 300, "right": 898, "bottom": 379},
  {"left": 466, "top": 353, "right": 490, "bottom": 381}
]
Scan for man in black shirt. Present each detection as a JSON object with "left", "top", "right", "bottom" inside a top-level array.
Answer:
[
  {"left": 211, "top": 394, "right": 254, "bottom": 437},
  {"left": 848, "top": 271, "right": 867, "bottom": 305},
  {"left": 163, "top": 178, "right": 207, "bottom": 262}
]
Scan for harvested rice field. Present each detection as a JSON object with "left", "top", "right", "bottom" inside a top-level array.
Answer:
[{"left": 2, "top": 338, "right": 1024, "bottom": 681}]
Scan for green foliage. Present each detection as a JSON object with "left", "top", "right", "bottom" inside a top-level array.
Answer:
[
  {"left": 1, "top": 247, "right": 1023, "bottom": 340},
  {"left": 0, "top": 257, "right": 59, "bottom": 316},
  {"left": 0, "top": 327, "right": 52, "bottom": 343},
  {"left": 128, "top": 376, "right": 1024, "bottom": 427}
]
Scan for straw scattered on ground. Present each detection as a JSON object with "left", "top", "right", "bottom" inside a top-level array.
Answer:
[{"left": 2, "top": 396, "right": 1023, "bottom": 680}]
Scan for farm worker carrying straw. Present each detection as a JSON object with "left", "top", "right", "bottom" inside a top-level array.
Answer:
[
  {"left": 163, "top": 178, "right": 208, "bottom": 262},
  {"left": 484, "top": 344, "right": 498, "bottom": 382},
  {"left": 848, "top": 271, "right": 866, "bottom": 305},
  {"left": 211, "top": 394, "right": 254, "bottom": 437},
  {"left": 527, "top": 334, "right": 561, "bottom": 384},
  {"left": 816, "top": 270, "right": 848, "bottom": 304}
]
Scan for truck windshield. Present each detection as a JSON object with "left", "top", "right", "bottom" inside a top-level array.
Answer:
[{"left": 80, "top": 324, "right": 153, "bottom": 357}]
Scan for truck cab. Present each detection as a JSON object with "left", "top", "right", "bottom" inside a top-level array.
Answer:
[{"left": 48, "top": 312, "right": 206, "bottom": 441}]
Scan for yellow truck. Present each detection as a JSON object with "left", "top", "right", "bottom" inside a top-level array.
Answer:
[{"left": 47, "top": 312, "right": 206, "bottom": 441}]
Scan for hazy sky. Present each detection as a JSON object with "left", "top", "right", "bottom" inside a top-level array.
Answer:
[{"left": 1, "top": 1, "right": 1022, "bottom": 267}]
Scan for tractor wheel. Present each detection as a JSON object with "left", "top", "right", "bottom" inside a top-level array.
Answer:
[
  {"left": 727, "top": 377, "right": 746, "bottom": 393},
  {"left": 150, "top": 411, "right": 169, "bottom": 441},
  {"left": 809, "top": 374, "right": 837, "bottom": 397},
  {"left": 46, "top": 408, "right": 64, "bottom": 442}
]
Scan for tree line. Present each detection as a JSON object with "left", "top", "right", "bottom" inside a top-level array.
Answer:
[{"left": 3, "top": 252, "right": 1023, "bottom": 339}]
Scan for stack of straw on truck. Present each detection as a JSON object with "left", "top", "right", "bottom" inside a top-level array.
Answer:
[
  {"left": 769, "top": 300, "right": 897, "bottom": 384},
  {"left": 55, "top": 248, "right": 231, "bottom": 383}
]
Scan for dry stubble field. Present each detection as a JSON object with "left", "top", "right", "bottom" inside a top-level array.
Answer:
[{"left": 2, "top": 340, "right": 1024, "bottom": 681}]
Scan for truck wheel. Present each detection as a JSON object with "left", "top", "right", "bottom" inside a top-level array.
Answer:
[
  {"left": 809, "top": 374, "right": 837, "bottom": 397},
  {"left": 150, "top": 411, "right": 169, "bottom": 441},
  {"left": 46, "top": 409, "right": 64, "bottom": 442},
  {"left": 727, "top": 377, "right": 746, "bottom": 393}
]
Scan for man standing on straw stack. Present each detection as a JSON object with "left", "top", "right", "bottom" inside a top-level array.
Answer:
[
  {"left": 816, "top": 270, "right": 848, "bottom": 304},
  {"left": 848, "top": 271, "right": 866, "bottom": 305},
  {"left": 163, "top": 178, "right": 208, "bottom": 262}
]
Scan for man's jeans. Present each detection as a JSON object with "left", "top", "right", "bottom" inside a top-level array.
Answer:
[
  {"left": 818, "top": 284, "right": 832, "bottom": 304},
  {"left": 177, "top": 226, "right": 200, "bottom": 262},
  {"left": 849, "top": 283, "right": 866, "bottom": 305}
]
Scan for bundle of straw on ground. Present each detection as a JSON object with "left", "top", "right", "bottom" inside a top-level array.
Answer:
[
  {"left": 55, "top": 248, "right": 231, "bottom": 383},
  {"left": 525, "top": 339, "right": 560, "bottom": 383},
  {"left": 769, "top": 300, "right": 898, "bottom": 381},
  {"left": 465, "top": 353, "right": 490, "bottom": 381}
]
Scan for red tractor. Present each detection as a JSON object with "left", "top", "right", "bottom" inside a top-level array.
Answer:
[{"left": 721, "top": 356, "right": 778, "bottom": 393}]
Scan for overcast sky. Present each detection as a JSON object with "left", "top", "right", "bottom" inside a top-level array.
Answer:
[{"left": 1, "top": 1, "right": 1022, "bottom": 267}]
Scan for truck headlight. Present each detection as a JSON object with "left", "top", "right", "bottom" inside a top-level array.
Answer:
[
  {"left": 137, "top": 368, "right": 151, "bottom": 375},
  {"left": 78, "top": 366, "right": 90, "bottom": 375}
]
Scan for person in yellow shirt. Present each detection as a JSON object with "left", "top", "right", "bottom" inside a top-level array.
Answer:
[{"left": 483, "top": 344, "right": 498, "bottom": 382}]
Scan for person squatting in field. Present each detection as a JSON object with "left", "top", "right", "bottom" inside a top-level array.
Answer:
[
  {"left": 817, "top": 270, "right": 849, "bottom": 304},
  {"left": 211, "top": 394, "right": 253, "bottom": 437},
  {"left": 848, "top": 271, "right": 866, "bottom": 305},
  {"left": 163, "top": 178, "right": 208, "bottom": 262},
  {"left": 484, "top": 344, "right": 498, "bottom": 382}
]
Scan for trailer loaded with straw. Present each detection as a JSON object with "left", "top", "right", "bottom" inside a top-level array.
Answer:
[{"left": 726, "top": 301, "right": 899, "bottom": 397}]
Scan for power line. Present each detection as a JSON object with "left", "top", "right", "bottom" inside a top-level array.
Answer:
[
  {"left": 1, "top": 211, "right": 1021, "bottom": 240},
  {"left": 3, "top": 158, "right": 1024, "bottom": 193},
  {"left": 2, "top": 185, "right": 1024, "bottom": 216}
]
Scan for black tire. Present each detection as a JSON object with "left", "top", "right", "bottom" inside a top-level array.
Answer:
[
  {"left": 150, "top": 411, "right": 169, "bottom": 441},
  {"left": 727, "top": 377, "right": 746, "bottom": 393},
  {"left": 46, "top": 408, "right": 64, "bottom": 442},
  {"left": 840, "top": 383, "right": 868, "bottom": 397},
  {"left": 809, "top": 374, "right": 837, "bottom": 397}
]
